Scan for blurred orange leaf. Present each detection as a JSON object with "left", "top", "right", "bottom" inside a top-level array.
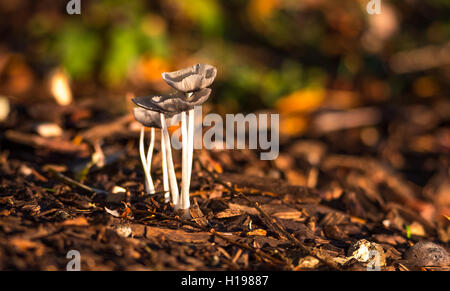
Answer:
[
  {"left": 138, "top": 57, "right": 170, "bottom": 82},
  {"left": 120, "top": 202, "right": 132, "bottom": 219},
  {"left": 276, "top": 89, "right": 325, "bottom": 114},
  {"left": 248, "top": 0, "right": 280, "bottom": 23},
  {"left": 61, "top": 217, "right": 88, "bottom": 226},
  {"left": 10, "top": 238, "right": 39, "bottom": 252},
  {"left": 280, "top": 115, "right": 308, "bottom": 136},
  {"left": 413, "top": 76, "right": 438, "bottom": 98}
]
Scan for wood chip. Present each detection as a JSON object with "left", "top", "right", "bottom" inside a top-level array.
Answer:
[
  {"left": 216, "top": 208, "right": 244, "bottom": 218},
  {"left": 246, "top": 229, "right": 267, "bottom": 236},
  {"left": 60, "top": 217, "right": 89, "bottom": 226}
]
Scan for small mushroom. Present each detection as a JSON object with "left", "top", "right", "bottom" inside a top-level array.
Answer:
[
  {"left": 162, "top": 64, "right": 217, "bottom": 213},
  {"left": 132, "top": 63, "right": 217, "bottom": 214},
  {"left": 133, "top": 107, "right": 162, "bottom": 127},
  {"left": 133, "top": 103, "right": 178, "bottom": 204},
  {"left": 133, "top": 108, "right": 158, "bottom": 195},
  {"left": 133, "top": 89, "right": 212, "bottom": 211},
  {"left": 133, "top": 108, "right": 176, "bottom": 202},
  {"left": 162, "top": 64, "right": 217, "bottom": 93},
  {"left": 132, "top": 88, "right": 211, "bottom": 114}
]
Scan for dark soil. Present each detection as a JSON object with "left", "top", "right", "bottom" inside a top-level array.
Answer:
[{"left": 0, "top": 98, "right": 449, "bottom": 271}]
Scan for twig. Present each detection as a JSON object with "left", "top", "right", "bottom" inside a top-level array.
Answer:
[{"left": 48, "top": 169, "right": 108, "bottom": 195}]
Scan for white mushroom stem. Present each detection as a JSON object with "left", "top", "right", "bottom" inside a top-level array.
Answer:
[
  {"left": 160, "top": 128, "right": 170, "bottom": 203},
  {"left": 145, "top": 127, "right": 156, "bottom": 194},
  {"left": 146, "top": 127, "right": 155, "bottom": 170},
  {"left": 187, "top": 108, "right": 195, "bottom": 191},
  {"left": 139, "top": 126, "right": 155, "bottom": 194},
  {"left": 180, "top": 111, "right": 189, "bottom": 210},
  {"left": 160, "top": 113, "right": 179, "bottom": 207}
]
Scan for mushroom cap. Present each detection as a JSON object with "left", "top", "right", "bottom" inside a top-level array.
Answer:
[
  {"left": 132, "top": 88, "right": 211, "bottom": 116},
  {"left": 133, "top": 107, "right": 162, "bottom": 128},
  {"left": 162, "top": 64, "right": 217, "bottom": 92}
]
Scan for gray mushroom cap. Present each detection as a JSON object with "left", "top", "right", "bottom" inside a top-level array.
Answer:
[
  {"left": 132, "top": 88, "right": 211, "bottom": 116},
  {"left": 133, "top": 107, "right": 163, "bottom": 128},
  {"left": 162, "top": 64, "right": 217, "bottom": 93}
]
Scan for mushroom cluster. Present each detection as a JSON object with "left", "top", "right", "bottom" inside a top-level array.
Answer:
[{"left": 132, "top": 64, "right": 217, "bottom": 213}]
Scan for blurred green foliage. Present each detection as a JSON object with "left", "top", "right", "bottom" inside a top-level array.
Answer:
[
  {"left": 55, "top": 24, "right": 100, "bottom": 79},
  {"left": 10, "top": 0, "right": 449, "bottom": 111}
]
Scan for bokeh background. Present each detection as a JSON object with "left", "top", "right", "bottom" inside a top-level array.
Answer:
[
  {"left": 0, "top": 0, "right": 449, "bottom": 180},
  {"left": 1, "top": 1, "right": 450, "bottom": 269}
]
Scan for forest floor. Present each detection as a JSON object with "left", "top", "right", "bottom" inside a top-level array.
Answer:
[{"left": 0, "top": 97, "right": 449, "bottom": 271}]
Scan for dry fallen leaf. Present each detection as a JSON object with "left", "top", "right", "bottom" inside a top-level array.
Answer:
[
  {"left": 61, "top": 217, "right": 89, "bottom": 226},
  {"left": 120, "top": 202, "right": 133, "bottom": 219}
]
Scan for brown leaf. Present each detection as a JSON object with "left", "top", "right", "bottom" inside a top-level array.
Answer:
[
  {"left": 61, "top": 217, "right": 89, "bottom": 226},
  {"left": 120, "top": 202, "right": 132, "bottom": 219}
]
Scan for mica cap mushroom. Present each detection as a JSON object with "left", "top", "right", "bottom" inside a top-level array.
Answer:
[
  {"left": 132, "top": 88, "right": 211, "bottom": 115},
  {"left": 133, "top": 107, "right": 163, "bottom": 128},
  {"left": 162, "top": 64, "right": 217, "bottom": 93}
]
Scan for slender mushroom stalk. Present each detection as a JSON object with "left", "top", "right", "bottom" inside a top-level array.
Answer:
[
  {"left": 160, "top": 64, "right": 217, "bottom": 212},
  {"left": 180, "top": 110, "right": 189, "bottom": 210},
  {"left": 160, "top": 113, "right": 179, "bottom": 207},
  {"left": 160, "top": 128, "right": 170, "bottom": 203},
  {"left": 146, "top": 127, "right": 155, "bottom": 184},
  {"left": 187, "top": 108, "right": 195, "bottom": 184},
  {"left": 182, "top": 92, "right": 195, "bottom": 211},
  {"left": 134, "top": 107, "right": 166, "bottom": 196},
  {"left": 139, "top": 126, "right": 155, "bottom": 194}
]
